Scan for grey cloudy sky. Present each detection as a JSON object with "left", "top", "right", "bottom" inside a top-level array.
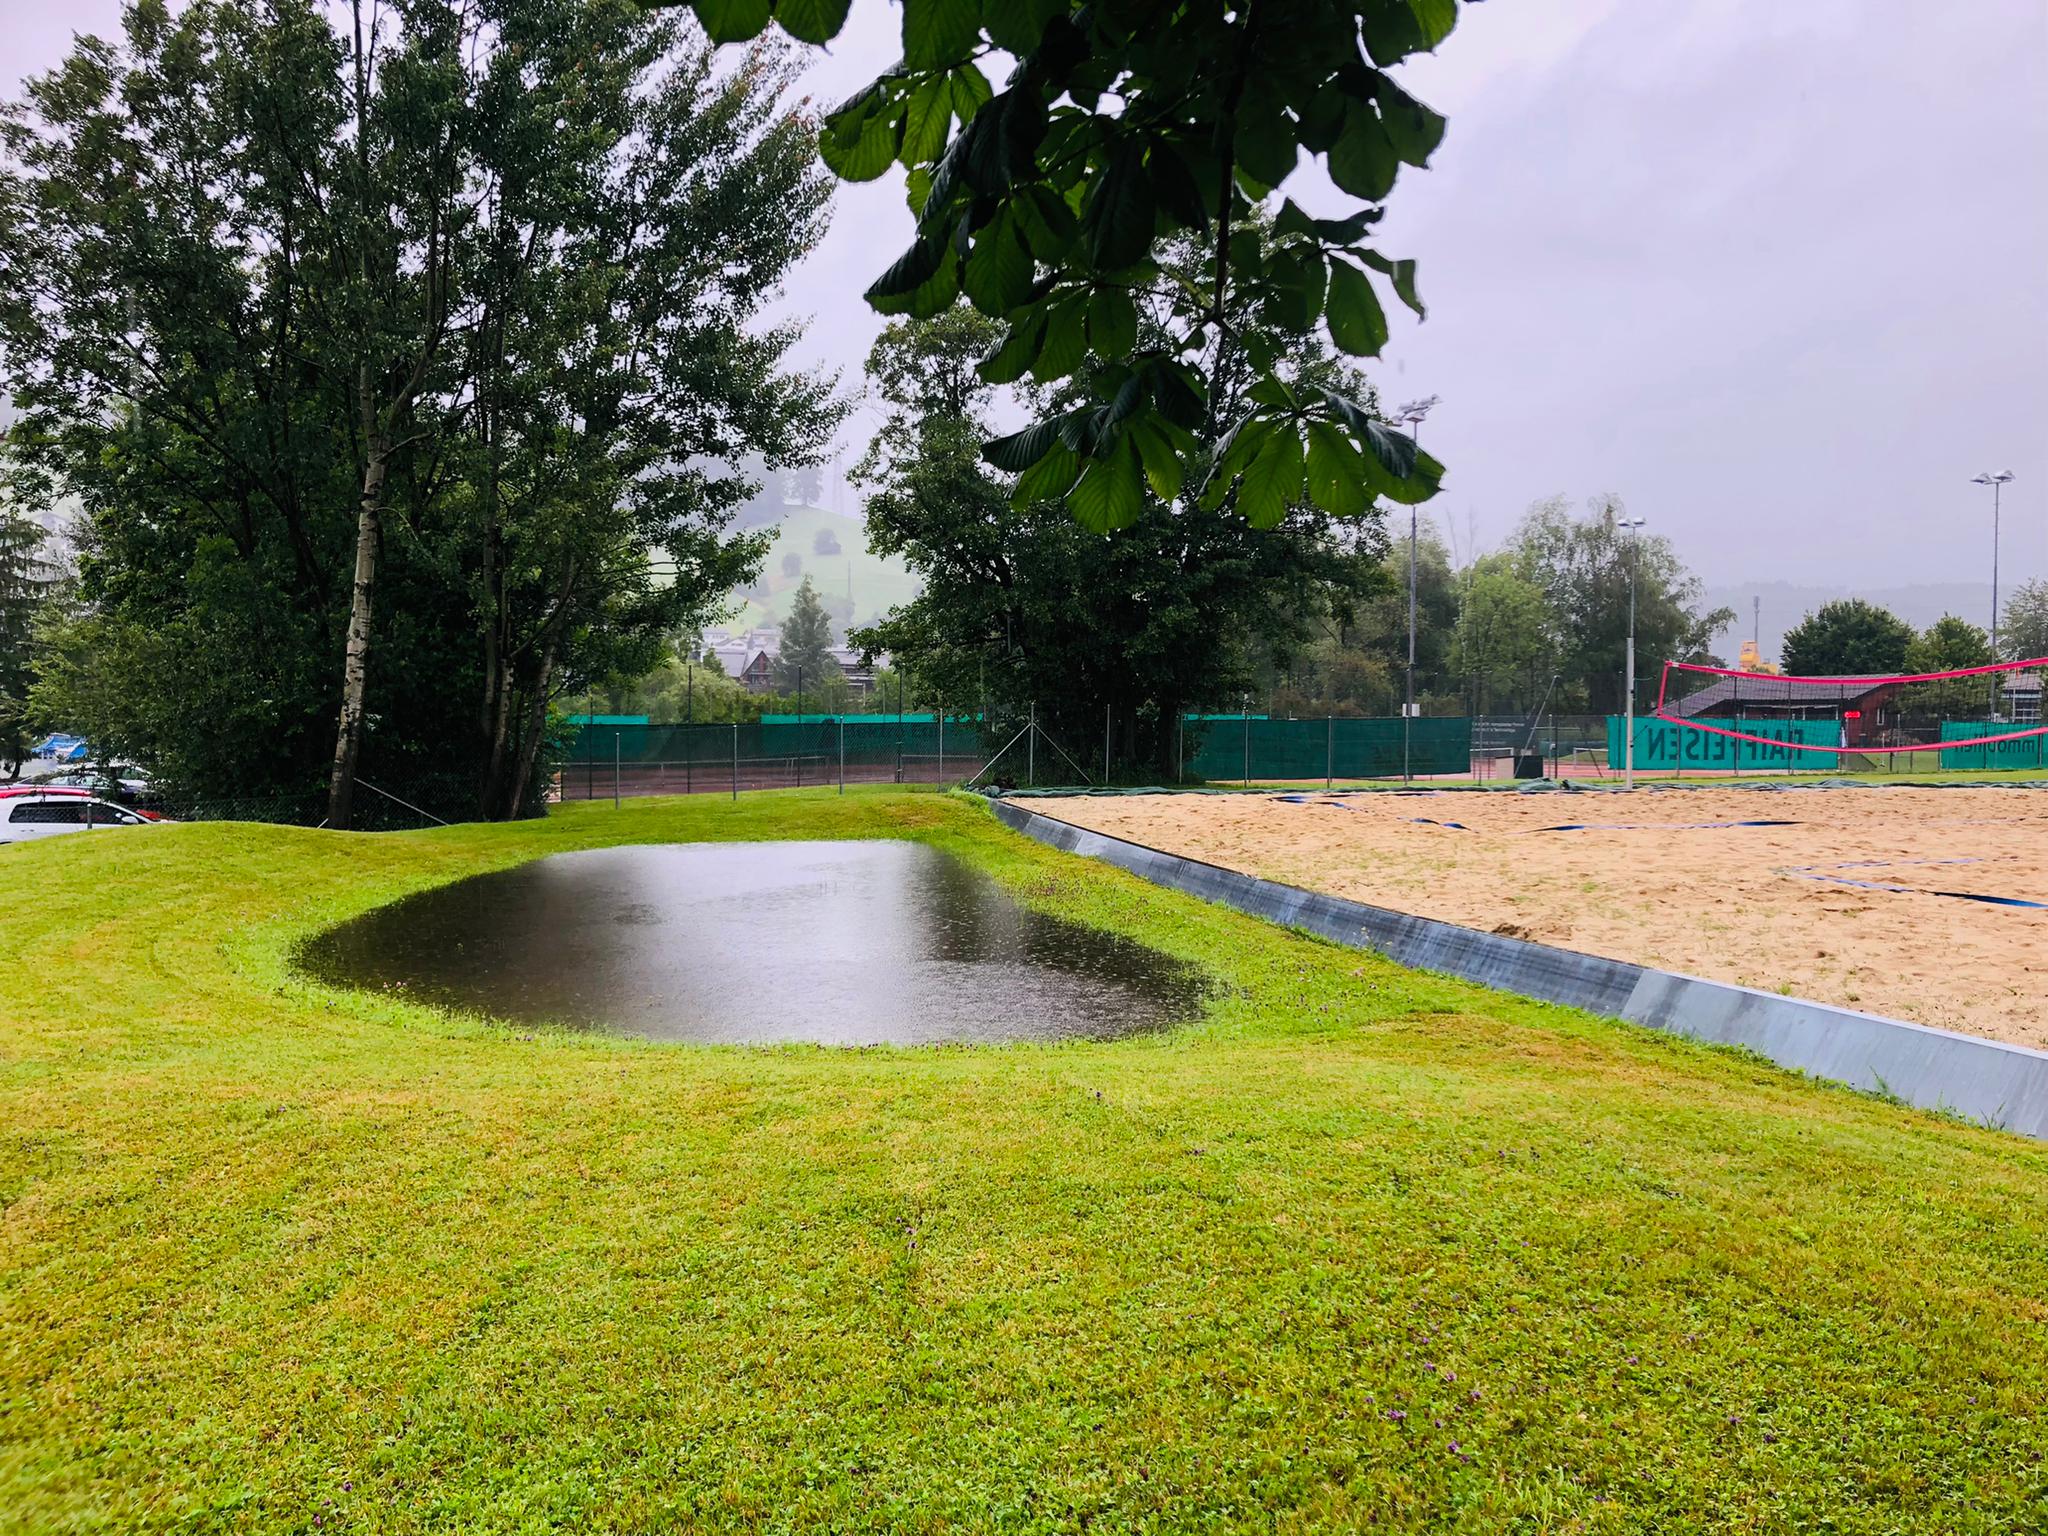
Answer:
[{"left": 7, "top": 0, "right": 2043, "bottom": 592}]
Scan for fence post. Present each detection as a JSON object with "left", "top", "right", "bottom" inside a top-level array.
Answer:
[
  {"left": 1104, "top": 702, "right": 1111, "bottom": 786},
  {"left": 1326, "top": 716, "right": 1333, "bottom": 790},
  {"left": 1242, "top": 703, "right": 1249, "bottom": 787},
  {"left": 1028, "top": 701, "right": 1037, "bottom": 788},
  {"left": 1176, "top": 715, "right": 1183, "bottom": 784},
  {"left": 614, "top": 731, "right": 621, "bottom": 809},
  {"left": 731, "top": 722, "right": 738, "bottom": 801},
  {"left": 938, "top": 704, "right": 946, "bottom": 785},
  {"left": 839, "top": 716, "right": 845, "bottom": 794}
]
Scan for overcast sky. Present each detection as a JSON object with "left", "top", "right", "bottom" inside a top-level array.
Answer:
[{"left": 6, "top": 0, "right": 2043, "bottom": 592}]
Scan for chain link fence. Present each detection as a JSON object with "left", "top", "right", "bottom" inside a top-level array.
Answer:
[{"left": 557, "top": 714, "right": 1476, "bottom": 799}]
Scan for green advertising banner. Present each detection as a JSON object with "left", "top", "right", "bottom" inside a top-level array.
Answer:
[
  {"left": 1606, "top": 716, "right": 1841, "bottom": 772},
  {"left": 1938, "top": 722, "right": 2048, "bottom": 771}
]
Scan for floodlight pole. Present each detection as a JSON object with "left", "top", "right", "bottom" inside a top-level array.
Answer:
[
  {"left": 1395, "top": 396, "right": 1438, "bottom": 786},
  {"left": 1620, "top": 515, "right": 1646, "bottom": 789},
  {"left": 1973, "top": 472, "right": 2015, "bottom": 717}
]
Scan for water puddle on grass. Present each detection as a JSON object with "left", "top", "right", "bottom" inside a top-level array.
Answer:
[{"left": 300, "top": 840, "right": 1204, "bottom": 1045}]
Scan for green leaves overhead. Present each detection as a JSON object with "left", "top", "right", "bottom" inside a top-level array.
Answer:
[
  {"left": 818, "top": 83, "right": 902, "bottom": 182},
  {"left": 961, "top": 207, "right": 1034, "bottom": 315},
  {"left": 770, "top": 0, "right": 850, "bottom": 45},
  {"left": 690, "top": 0, "right": 1471, "bottom": 527},
  {"left": 1325, "top": 259, "right": 1388, "bottom": 357},
  {"left": 692, "top": 0, "right": 772, "bottom": 43},
  {"left": 1067, "top": 444, "right": 1145, "bottom": 533},
  {"left": 901, "top": 0, "right": 982, "bottom": 71},
  {"left": 1234, "top": 425, "right": 1307, "bottom": 529},
  {"left": 1081, "top": 141, "right": 1156, "bottom": 272}
]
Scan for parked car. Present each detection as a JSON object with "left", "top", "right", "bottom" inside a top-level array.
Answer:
[
  {"left": 40, "top": 766, "right": 154, "bottom": 806},
  {"left": 0, "top": 787, "right": 162, "bottom": 845}
]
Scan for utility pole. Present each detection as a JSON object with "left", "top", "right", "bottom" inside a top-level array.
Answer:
[
  {"left": 1394, "top": 395, "right": 1439, "bottom": 785},
  {"left": 1973, "top": 471, "right": 2015, "bottom": 716},
  {"left": 1619, "top": 513, "right": 1647, "bottom": 789}
]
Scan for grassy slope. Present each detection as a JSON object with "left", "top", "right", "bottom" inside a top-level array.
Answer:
[
  {"left": 725, "top": 506, "right": 921, "bottom": 632},
  {"left": 2, "top": 790, "right": 2044, "bottom": 1535}
]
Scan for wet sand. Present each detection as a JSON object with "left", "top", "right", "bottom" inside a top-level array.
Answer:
[{"left": 1029, "top": 786, "right": 2048, "bottom": 1048}]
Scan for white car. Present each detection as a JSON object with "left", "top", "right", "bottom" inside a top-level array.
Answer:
[{"left": 0, "top": 788, "right": 158, "bottom": 844}]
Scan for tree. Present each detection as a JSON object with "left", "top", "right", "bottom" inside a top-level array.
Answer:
[
  {"left": 1903, "top": 614, "right": 1995, "bottom": 722},
  {"left": 1504, "top": 496, "right": 1732, "bottom": 714},
  {"left": 1450, "top": 553, "right": 1556, "bottom": 715},
  {"left": 1260, "top": 523, "right": 1455, "bottom": 716},
  {"left": 773, "top": 576, "right": 841, "bottom": 704},
  {"left": 852, "top": 238, "right": 1388, "bottom": 779},
  {"left": 785, "top": 464, "right": 824, "bottom": 507},
  {"left": 661, "top": 0, "right": 1469, "bottom": 529},
  {"left": 2000, "top": 578, "right": 2048, "bottom": 663},
  {"left": 0, "top": 502, "right": 64, "bottom": 773},
  {"left": 1781, "top": 599, "right": 1915, "bottom": 678},
  {"left": 2, "top": 1, "right": 834, "bottom": 820},
  {"left": 1908, "top": 614, "right": 1993, "bottom": 674}
]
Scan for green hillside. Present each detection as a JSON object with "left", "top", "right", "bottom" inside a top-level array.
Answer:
[{"left": 723, "top": 505, "right": 921, "bottom": 634}]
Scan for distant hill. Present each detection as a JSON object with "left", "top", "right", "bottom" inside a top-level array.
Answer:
[
  {"left": 719, "top": 505, "right": 921, "bottom": 635},
  {"left": 1705, "top": 580, "right": 1998, "bottom": 665}
]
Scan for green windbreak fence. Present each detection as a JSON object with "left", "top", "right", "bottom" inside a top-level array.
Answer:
[
  {"left": 1180, "top": 716, "right": 1469, "bottom": 781},
  {"left": 558, "top": 716, "right": 989, "bottom": 798},
  {"left": 562, "top": 714, "right": 1471, "bottom": 790},
  {"left": 1607, "top": 716, "right": 1839, "bottom": 771},
  {"left": 563, "top": 717, "right": 979, "bottom": 765},
  {"left": 1939, "top": 722, "right": 2048, "bottom": 771}
]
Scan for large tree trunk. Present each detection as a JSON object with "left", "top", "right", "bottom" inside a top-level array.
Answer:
[
  {"left": 485, "top": 557, "right": 576, "bottom": 820},
  {"left": 327, "top": 419, "right": 388, "bottom": 829},
  {"left": 502, "top": 640, "right": 560, "bottom": 820}
]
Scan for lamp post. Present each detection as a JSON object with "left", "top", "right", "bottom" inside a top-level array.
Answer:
[
  {"left": 1394, "top": 394, "right": 1439, "bottom": 785},
  {"left": 1973, "top": 471, "right": 2015, "bottom": 717},
  {"left": 1618, "top": 513, "right": 1647, "bottom": 789}
]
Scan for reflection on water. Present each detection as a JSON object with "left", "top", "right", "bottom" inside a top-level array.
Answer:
[{"left": 299, "top": 840, "right": 1204, "bottom": 1044}]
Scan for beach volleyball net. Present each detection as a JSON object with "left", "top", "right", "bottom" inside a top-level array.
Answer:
[{"left": 1653, "top": 656, "right": 2048, "bottom": 761}]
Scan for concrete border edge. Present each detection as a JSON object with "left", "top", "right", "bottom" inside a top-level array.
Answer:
[{"left": 985, "top": 795, "right": 2048, "bottom": 1141}]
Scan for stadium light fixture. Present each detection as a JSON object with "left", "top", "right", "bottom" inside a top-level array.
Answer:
[
  {"left": 1973, "top": 471, "right": 2016, "bottom": 714},
  {"left": 1393, "top": 397, "right": 1440, "bottom": 785}
]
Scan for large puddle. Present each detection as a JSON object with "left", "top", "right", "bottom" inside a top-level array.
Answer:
[{"left": 299, "top": 840, "right": 1205, "bottom": 1045}]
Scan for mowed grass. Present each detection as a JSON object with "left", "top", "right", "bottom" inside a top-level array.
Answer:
[{"left": 2, "top": 789, "right": 2044, "bottom": 1534}]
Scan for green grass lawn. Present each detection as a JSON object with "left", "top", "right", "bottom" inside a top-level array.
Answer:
[{"left": 3, "top": 789, "right": 2044, "bottom": 1534}]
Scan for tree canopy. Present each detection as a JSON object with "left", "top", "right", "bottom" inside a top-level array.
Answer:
[
  {"left": 1497, "top": 496, "right": 1731, "bottom": 715},
  {"left": 2000, "top": 578, "right": 2048, "bottom": 664},
  {"left": 773, "top": 575, "right": 844, "bottom": 703},
  {"left": 0, "top": 497, "right": 65, "bottom": 772},
  {"left": 2, "top": 0, "right": 835, "bottom": 820},
  {"left": 1780, "top": 600, "right": 1915, "bottom": 678},
  {"left": 852, "top": 238, "right": 1388, "bottom": 777},
  {"left": 666, "top": 0, "right": 1467, "bottom": 531}
]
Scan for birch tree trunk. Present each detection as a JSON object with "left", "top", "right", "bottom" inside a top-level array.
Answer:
[{"left": 327, "top": 395, "right": 388, "bottom": 828}]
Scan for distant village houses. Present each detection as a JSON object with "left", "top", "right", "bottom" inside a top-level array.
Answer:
[{"left": 699, "top": 627, "right": 880, "bottom": 698}]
